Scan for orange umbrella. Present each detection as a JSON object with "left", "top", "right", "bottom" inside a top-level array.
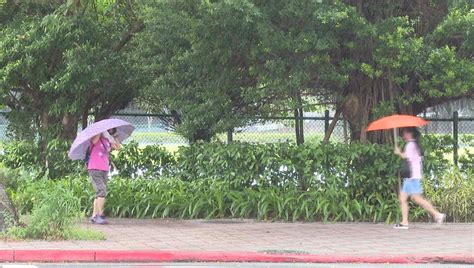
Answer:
[
  {"left": 366, "top": 114, "right": 429, "bottom": 145},
  {"left": 366, "top": 114, "right": 429, "bottom": 132}
]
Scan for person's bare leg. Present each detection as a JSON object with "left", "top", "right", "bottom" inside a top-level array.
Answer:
[
  {"left": 411, "top": 194, "right": 442, "bottom": 219},
  {"left": 399, "top": 192, "right": 409, "bottom": 225},
  {"left": 96, "top": 197, "right": 106, "bottom": 216},
  {"left": 92, "top": 198, "right": 98, "bottom": 217}
]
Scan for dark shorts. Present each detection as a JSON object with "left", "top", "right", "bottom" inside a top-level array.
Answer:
[{"left": 89, "top": 170, "right": 109, "bottom": 198}]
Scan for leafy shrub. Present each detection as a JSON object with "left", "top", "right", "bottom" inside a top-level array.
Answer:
[
  {"left": 459, "top": 134, "right": 473, "bottom": 171},
  {"left": 423, "top": 168, "right": 474, "bottom": 222},
  {"left": 10, "top": 174, "right": 94, "bottom": 216},
  {"left": 9, "top": 175, "right": 401, "bottom": 223},
  {"left": 422, "top": 135, "right": 454, "bottom": 177},
  {"left": 176, "top": 142, "right": 400, "bottom": 199},
  {"left": 0, "top": 141, "right": 39, "bottom": 170},
  {"left": 44, "top": 139, "right": 85, "bottom": 179},
  {"left": 0, "top": 167, "right": 22, "bottom": 227},
  {"left": 4, "top": 134, "right": 472, "bottom": 225},
  {"left": 0, "top": 167, "right": 23, "bottom": 191},
  {"left": 111, "top": 141, "right": 176, "bottom": 178},
  {"left": 7, "top": 182, "right": 82, "bottom": 240},
  {"left": 0, "top": 139, "right": 84, "bottom": 179},
  {"left": 10, "top": 172, "right": 473, "bottom": 223}
]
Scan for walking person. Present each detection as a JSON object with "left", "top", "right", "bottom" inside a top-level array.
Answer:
[
  {"left": 393, "top": 127, "right": 445, "bottom": 229},
  {"left": 88, "top": 128, "right": 121, "bottom": 224}
]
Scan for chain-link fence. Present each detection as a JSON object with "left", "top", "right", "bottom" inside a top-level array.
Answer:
[
  {"left": 110, "top": 110, "right": 473, "bottom": 144},
  {"left": 0, "top": 111, "right": 472, "bottom": 159},
  {"left": 110, "top": 113, "right": 187, "bottom": 147},
  {"left": 224, "top": 115, "right": 348, "bottom": 144},
  {"left": 110, "top": 111, "right": 472, "bottom": 164},
  {"left": 0, "top": 114, "right": 7, "bottom": 141},
  {"left": 111, "top": 111, "right": 352, "bottom": 146}
]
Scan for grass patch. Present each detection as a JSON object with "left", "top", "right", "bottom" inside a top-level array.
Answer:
[
  {"left": 3, "top": 224, "right": 106, "bottom": 241},
  {"left": 64, "top": 227, "right": 106, "bottom": 241},
  {"left": 129, "top": 132, "right": 186, "bottom": 144},
  {"left": 218, "top": 132, "right": 329, "bottom": 143},
  {"left": 127, "top": 131, "right": 341, "bottom": 145}
]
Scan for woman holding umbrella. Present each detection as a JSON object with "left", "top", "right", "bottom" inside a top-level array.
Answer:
[
  {"left": 69, "top": 118, "right": 135, "bottom": 225},
  {"left": 87, "top": 128, "right": 120, "bottom": 224},
  {"left": 393, "top": 127, "right": 445, "bottom": 229},
  {"left": 366, "top": 115, "right": 446, "bottom": 229}
]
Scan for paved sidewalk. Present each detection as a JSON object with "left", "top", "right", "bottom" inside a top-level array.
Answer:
[{"left": 0, "top": 219, "right": 472, "bottom": 263}]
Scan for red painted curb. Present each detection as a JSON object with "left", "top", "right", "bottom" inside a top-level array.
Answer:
[
  {"left": 14, "top": 250, "right": 95, "bottom": 262},
  {"left": 6, "top": 250, "right": 474, "bottom": 264},
  {"left": 0, "top": 250, "right": 14, "bottom": 262},
  {"left": 96, "top": 250, "right": 173, "bottom": 262}
]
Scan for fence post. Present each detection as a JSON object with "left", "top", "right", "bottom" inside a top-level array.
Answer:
[
  {"left": 343, "top": 119, "right": 348, "bottom": 144},
  {"left": 453, "top": 111, "right": 459, "bottom": 166},
  {"left": 423, "top": 111, "right": 428, "bottom": 135},
  {"left": 227, "top": 128, "right": 233, "bottom": 144},
  {"left": 324, "top": 110, "right": 330, "bottom": 134}
]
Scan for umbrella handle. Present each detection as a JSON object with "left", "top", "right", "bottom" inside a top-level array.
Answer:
[{"left": 393, "top": 128, "right": 398, "bottom": 147}]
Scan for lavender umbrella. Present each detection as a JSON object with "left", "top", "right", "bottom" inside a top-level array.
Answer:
[{"left": 68, "top": 118, "right": 135, "bottom": 160}]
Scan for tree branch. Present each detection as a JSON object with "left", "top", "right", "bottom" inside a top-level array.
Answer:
[
  {"left": 113, "top": 21, "right": 145, "bottom": 52},
  {"left": 323, "top": 107, "right": 341, "bottom": 144}
]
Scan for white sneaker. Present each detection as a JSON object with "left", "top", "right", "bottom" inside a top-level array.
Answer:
[
  {"left": 436, "top": 214, "right": 446, "bottom": 224},
  {"left": 394, "top": 223, "right": 409, "bottom": 229}
]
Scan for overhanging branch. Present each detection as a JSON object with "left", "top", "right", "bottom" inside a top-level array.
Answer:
[{"left": 113, "top": 21, "right": 145, "bottom": 52}]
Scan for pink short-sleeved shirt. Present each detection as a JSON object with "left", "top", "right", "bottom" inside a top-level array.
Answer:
[
  {"left": 87, "top": 137, "right": 111, "bottom": 171},
  {"left": 404, "top": 140, "right": 422, "bottom": 179}
]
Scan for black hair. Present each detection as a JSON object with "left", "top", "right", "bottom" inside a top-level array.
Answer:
[
  {"left": 108, "top": 128, "right": 117, "bottom": 135},
  {"left": 403, "top": 127, "right": 424, "bottom": 156}
]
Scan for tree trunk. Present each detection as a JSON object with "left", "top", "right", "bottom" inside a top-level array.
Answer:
[
  {"left": 341, "top": 92, "right": 367, "bottom": 142},
  {"left": 82, "top": 109, "right": 89, "bottom": 130},
  {"left": 298, "top": 106, "right": 304, "bottom": 144},
  {"left": 0, "top": 183, "right": 19, "bottom": 231},
  {"left": 294, "top": 92, "right": 304, "bottom": 145},
  {"left": 294, "top": 108, "right": 300, "bottom": 144},
  {"left": 61, "top": 114, "right": 79, "bottom": 140},
  {"left": 323, "top": 108, "right": 341, "bottom": 144},
  {"left": 190, "top": 128, "right": 213, "bottom": 143}
]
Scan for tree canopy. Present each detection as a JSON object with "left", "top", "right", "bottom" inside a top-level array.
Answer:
[
  {"left": 1, "top": 0, "right": 473, "bottom": 145},
  {"left": 136, "top": 0, "right": 473, "bottom": 142},
  {"left": 0, "top": 0, "right": 142, "bottom": 142}
]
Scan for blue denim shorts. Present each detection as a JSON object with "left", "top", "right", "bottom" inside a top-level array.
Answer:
[{"left": 401, "top": 179, "right": 423, "bottom": 195}]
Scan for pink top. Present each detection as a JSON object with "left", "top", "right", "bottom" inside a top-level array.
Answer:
[
  {"left": 404, "top": 140, "right": 422, "bottom": 179},
  {"left": 87, "top": 137, "right": 111, "bottom": 171}
]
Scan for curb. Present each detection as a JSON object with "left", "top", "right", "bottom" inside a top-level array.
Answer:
[{"left": 0, "top": 250, "right": 472, "bottom": 264}]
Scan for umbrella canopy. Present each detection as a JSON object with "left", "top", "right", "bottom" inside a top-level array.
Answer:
[
  {"left": 366, "top": 114, "right": 428, "bottom": 132},
  {"left": 68, "top": 118, "right": 135, "bottom": 160}
]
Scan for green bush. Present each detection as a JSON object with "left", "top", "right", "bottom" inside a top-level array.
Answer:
[
  {"left": 9, "top": 172, "right": 473, "bottom": 223},
  {"left": 111, "top": 141, "right": 176, "bottom": 178},
  {"left": 422, "top": 135, "right": 454, "bottom": 176},
  {"left": 4, "top": 134, "right": 472, "bottom": 224},
  {"left": 0, "top": 167, "right": 23, "bottom": 191},
  {"left": 176, "top": 142, "right": 399, "bottom": 191},
  {"left": 7, "top": 182, "right": 82, "bottom": 240},
  {"left": 0, "top": 141, "right": 39, "bottom": 170},
  {"left": 0, "top": 139, "right": 84, "bottom": 179},
  {"left": 10, "top": 174, "right": 94, "bottom": 216},
  {"left": 93, "top": 176, "right": 401, "bottom": 223},
  {"left": 459, "top": 134, "right": 474, "bottom": 171},
  {"left": 423, "top": 168, "right": 474, "bottom": 222}
]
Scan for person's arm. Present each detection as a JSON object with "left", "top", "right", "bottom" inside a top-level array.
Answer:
[
  {"left": 394, "top": 145, "right": 406, "bottom": 158},
  {"left": 91, "top": 134, "right": 101, "bottom": 145},
  {"left": 111, "top": 137, "right": 121, "bottom": 150}
]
